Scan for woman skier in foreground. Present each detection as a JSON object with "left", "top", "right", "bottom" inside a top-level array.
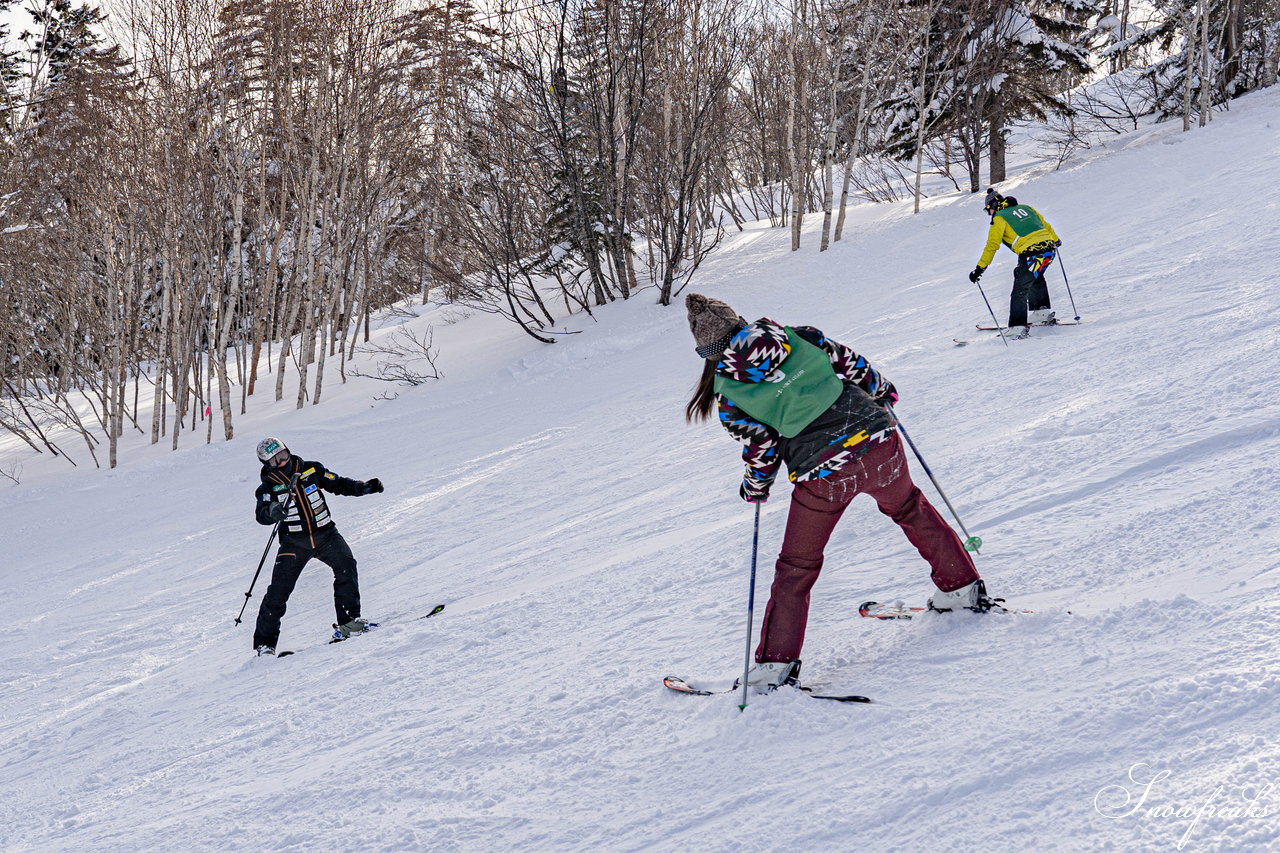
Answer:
[{"left": 683, "top": 293, "right": 995, "bottom": 692}]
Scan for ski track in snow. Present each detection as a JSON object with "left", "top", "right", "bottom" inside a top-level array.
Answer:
[{"left": 3, "top": 88, "right": 1280, "bottom": 852}]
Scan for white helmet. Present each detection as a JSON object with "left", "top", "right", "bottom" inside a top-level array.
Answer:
[{"left": 256, "top": 437, "right": 287, "bottom": 463}]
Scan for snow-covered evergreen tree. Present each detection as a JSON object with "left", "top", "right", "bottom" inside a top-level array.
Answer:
[
  {"left": 0, "top": 0, "right": 23, "bottom": 138},
  {"left": 1130, "top": 0, "right": 1280, "bottom": 124},
  {"left": 882, "top": 0, "right": 1096, "bottom": 190}
]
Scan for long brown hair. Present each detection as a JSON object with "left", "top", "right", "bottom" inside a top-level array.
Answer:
[{"left": 685, "top": 359, "right": 717, "bottom": 422}]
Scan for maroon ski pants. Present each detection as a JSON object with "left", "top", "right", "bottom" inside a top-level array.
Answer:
[{"left": 755, "top": 432, "right": 980, "bottom": 664}]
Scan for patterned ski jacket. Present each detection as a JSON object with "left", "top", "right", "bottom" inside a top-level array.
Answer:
[
  {"left": 714, "top": 319, "right": 896, "bottom": 501},
  {"left": 254, "top": 456, "right": 367, "bottom": 546},
  {"left": 977, "top": 204, "right": 1060, "bottom": 269}
]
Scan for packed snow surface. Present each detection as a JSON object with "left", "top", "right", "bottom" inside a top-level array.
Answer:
[{"left": 3, "top": 87, "right": 1279, "bottom": 853}]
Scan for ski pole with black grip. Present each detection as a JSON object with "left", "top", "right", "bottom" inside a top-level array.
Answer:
[
  {"left": 887, "top": 408, "right": 983, "bottom": 554},
  {"left": 234, "top": 472, "right": 300, "bottom": 626},
  {"left": 974, "top": 277, "right": 1009, "bottom": 347}
]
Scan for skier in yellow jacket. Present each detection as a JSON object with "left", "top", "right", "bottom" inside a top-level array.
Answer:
[{"left": 968, "top": 189, "right": 1061, "bottom": 333}]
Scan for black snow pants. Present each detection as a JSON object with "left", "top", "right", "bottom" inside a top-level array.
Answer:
[
  {"left": 253, "top": 526, "right": 361, "bottom": 648},
  {"left": 1008, "top": 250, "right": 1054, "bottom": 327}
]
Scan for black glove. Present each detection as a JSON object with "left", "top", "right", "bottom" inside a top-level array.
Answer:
[
  {"left": 362, "top": 478, "right": 384, "bottom": 495},
  {"left": 968, "top": 266, "right": 984, "bottom": 283},
  {"left": 267, "top": 501, "right": 288, "bottom": 523},
  {"left": 739, "top": 480, "right": 769, "bottom": 504},
  {"left": 1054, "top": 239, "right": 1062, "bottom": 248}
]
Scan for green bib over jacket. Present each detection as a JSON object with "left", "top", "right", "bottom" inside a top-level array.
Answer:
[
  {"left": 978, "top": 203, "right": 1060, "bottom": 268},
  {"left": 994, "top": 204, "right": 1047, "bottom": 239},
  {"left": 713, "top": 327, "right": 843, "bottom": 438}
]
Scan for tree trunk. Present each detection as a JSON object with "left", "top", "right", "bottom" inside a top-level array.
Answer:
[
  {"left": 988, "top": 117, "right": 1006, "bottom": 184},
  {"left": 1198, "top": 0, "right": 1212, "bottom": 126},
  {"left": 1114, "top": 0, "right": 1131, "bottom": 73},
  {"left": 151, "top": 259, "right": 172, "bottom": 445},
  {"left": 787, "top": 3, "right": 804, "bottom": 251},
  {"left": 1183, "top": 9, "right": 1196, "bottom": 132},
  {"left": 912, "top": 24, "right": 932, "bottom": 215},
  {"left": 818, "top": 28, "right": 842, "bottom": 252},
  {"left": 215, "top": 184, "right": 245, "bottom": 441},
  {"left": 958, "top": 124, "right": 982, "bottom": 193}
]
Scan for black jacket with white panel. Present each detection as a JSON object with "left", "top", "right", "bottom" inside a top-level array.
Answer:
[{"left": 254, "top": 456, "right": 368, "bottom": 546}]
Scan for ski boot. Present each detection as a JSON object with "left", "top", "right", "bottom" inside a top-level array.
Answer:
[
  {"left": 330, "top": 617, "right": 377, "bottom": 643},
  {"left": 928, "top": 579, "right": 1003, "bottom": 613},
  {"left": 734, "top": 659, "right": 802, "bottom": 694}
]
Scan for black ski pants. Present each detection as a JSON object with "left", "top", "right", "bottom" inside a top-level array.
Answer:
[
  {"left": 253, "top": 526, "right": 361, "bottom": 648},
  {"left": 1008, "top": 250, "right": 1054, "bottom": 327}
]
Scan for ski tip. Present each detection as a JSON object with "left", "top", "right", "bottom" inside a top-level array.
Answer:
[
  {"left": 663, "top": 676, "right": 717, "bottom": 696},
  {"left": 858, "top": 600, "right": 922, "bottom": 620},
  {"left": 277, "top": 650, "right": 295, "bottom": 658}
]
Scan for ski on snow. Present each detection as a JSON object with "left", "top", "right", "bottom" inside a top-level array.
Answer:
[
  {"left": 954, "top": 331, "right": 1029, "bottom": 346},
  {"left": 663, "top": 675, "right": 872, "bottom": 704},
  {"left": 275, "top": 604, "right": 446, "bottom": 657},
  {"left": 976, "top": 321, "right": 1079, "bottom": 330},
  {"left": 954, "top": 320, "right": 1078, "bottom": 346},
  {"left": 414, "top": 603, "right": 447, "bottom": 620},
  {"left": 858, "top": 600, "right": 1032, "bottom": 620}
]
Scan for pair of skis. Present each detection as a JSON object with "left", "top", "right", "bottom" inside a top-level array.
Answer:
[
  {"left": 662, "top": 675, "right": 871, "bottom": 704},
  {"left": 665, "top": 598, "right": 1034, "bottom": 702},
  {"left": 954, "top": 319, "right": 1079, "bottom": 347},
  {"left": 275, "top": 604, "right": 445, "bottom": 658}
]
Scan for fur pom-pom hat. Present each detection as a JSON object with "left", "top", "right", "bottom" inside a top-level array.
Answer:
[
  {"left": 984, "top": 187, "right": 1017, "bottom": 215},
  {"left": 686, "top": 293, "right": 747, "bottom": 359}
]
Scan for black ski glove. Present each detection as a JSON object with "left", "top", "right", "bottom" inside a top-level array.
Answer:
[
  {"left": 968, "top": 266, "right": 984, "bottom": 283},
  {"left": 267, "top": 501, "right": 288, "bottom": 523},
  {"left": 362, "top": 478, "right": 384, "bottom": 495},
  {"left": 740, "top": 480, "right": 769, "bottom": 504}
]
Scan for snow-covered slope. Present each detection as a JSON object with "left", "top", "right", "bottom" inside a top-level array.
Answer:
[{"left": 3, "top": 87, "right": 1279, "bottom": 853}]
